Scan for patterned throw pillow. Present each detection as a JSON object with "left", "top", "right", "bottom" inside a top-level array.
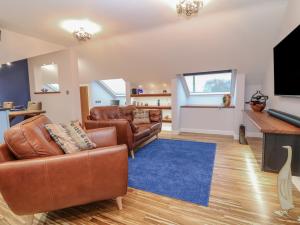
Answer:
[
  {"left": 133, "top": 110, "right": 151, "bottom": 124},
  {"left": 45, "top": 121, "right": 96, "bottom": 154}
]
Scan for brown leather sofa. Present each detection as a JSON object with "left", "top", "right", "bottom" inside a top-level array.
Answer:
[
  {"left": 85, "top": 106, "right": 162, "bottom": 158},
  {"left": 0, "top": 115, "right": 128, "bottom": 220}
]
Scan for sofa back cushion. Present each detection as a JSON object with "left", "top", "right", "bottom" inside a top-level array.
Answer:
[
  {"left": 90, "top": 106, "right": 120, "bottom": 120},
  {"left": 133, "top": 110, "right": 151, "bottom": 125},
  {"left": 119, "top": 105, "right": 136, "bottom": 121},
  {"left": 4, "top": 115, "right": 64, "bottom": 159},
  {"left": 149, "top": 110, "right": 162, "bottom": 122}
]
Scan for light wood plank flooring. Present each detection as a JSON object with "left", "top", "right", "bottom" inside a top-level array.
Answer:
[{"left": 0, "top": 132, "right": 299, "bottom": 225}]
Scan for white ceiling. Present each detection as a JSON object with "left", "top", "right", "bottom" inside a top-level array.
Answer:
[
  {"left": 0, "top": 0, "right": 288, "bottom": 86},
  {"left": 74, "top": 0, "right": 288, "bottom": 86},
  {"left": 0, "top": 0, "right": 286, "bottom": 46}
]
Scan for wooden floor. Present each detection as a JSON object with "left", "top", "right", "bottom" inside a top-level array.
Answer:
[{"left": 1, "top": 132, "right": 300, "bottom": 225}]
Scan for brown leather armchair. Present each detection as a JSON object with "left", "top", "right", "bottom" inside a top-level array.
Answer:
[
  {"left": 0, "top": 115, "right": 128, "bottom": 223},
  {"left": 85, "top": 106, "right": 162, "bottom": 158}
]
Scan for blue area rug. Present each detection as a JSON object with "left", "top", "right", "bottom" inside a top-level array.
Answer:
[{"left": 128, "top": 139, "right": 216, "bottom": 206}]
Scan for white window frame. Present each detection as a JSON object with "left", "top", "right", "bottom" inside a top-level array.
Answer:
[
  {"left": 99, "top": 79, "right": 126, "bottom": 97},
  {"left": 182, "top": 70, "right": 236, "bottom": 97}
]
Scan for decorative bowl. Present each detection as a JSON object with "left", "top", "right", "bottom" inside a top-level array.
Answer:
[{"left": 250, "top": 102, "right": 266, "bottom": 112}]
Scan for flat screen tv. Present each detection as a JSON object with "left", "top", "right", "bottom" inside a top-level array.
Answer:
[{"left": 274, "top": 25, "right": 300, "bottom": 96}]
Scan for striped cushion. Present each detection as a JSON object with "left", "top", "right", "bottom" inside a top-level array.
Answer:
[
  {"left": 45, "top": 121, "right": 96, "bottom": 154},
  {"left": 133, "top": 110, "right": 150, "bottom": 124}
]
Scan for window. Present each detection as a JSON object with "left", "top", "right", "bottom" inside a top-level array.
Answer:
[
  {"left": 184, "top": 70, "right": 233, "bottom": 95},
  {"left": 100, "top": 79, "right": 126, "bottom": 97}
]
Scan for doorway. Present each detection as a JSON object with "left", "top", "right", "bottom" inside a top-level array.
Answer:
[{"left": 80, "top": 85, "right": 89, "bottom": 127}]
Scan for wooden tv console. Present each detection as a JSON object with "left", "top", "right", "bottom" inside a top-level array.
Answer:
[{"left": 245, "top": 110, "right": 300, "bottom": 176}]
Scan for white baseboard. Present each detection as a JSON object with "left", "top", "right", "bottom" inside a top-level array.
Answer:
[{"left": 180, "top": 128, "right": 234, "bottom": 137}]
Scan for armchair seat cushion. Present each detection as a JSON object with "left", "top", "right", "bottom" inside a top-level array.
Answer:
[{"left": 134, "top": 127, "right": 151, "bottom": 142}]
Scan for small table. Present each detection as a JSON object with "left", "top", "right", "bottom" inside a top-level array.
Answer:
[{"left": 9, "top": 110, "right": 46, "bottom": 122}]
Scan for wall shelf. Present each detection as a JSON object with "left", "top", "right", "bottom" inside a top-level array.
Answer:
[
  {"left": 136, "top": 106, "right": 171, "bottom": 110},
  {"left": 34, "top": 91, "right": 61, "bottom": 95},
  {"left": 162, "top": 119, "right": 172, "bottom": 123},
  {"left": 131, "top": 93, "right": 171, "bottom": 97}
]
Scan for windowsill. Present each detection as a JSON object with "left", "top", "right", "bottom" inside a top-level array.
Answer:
[
  {"left": 181, "top": 105, "right": 235, "bottom": 109},
  {"left": 189, "top": 92, "right": 231, "bottom": 96},
  {"left": 34, "top": 91, "right": 61, "bottom": 94}
]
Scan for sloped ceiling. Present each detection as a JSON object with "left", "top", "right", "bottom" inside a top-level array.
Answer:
[
  {"left": 75, "top": 0, "right": 287, "bottom": 86},
  {"left": 0, "top": 0, "right": 288, "bottom": 86},
  {"left": 0, "top": 28, "right": 64, "bottom": 64}
]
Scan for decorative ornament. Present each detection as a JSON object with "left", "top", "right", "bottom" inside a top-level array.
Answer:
[
  {"left": 177, "top": 0, "right": 203, "bottom": 17},
  {"left": 246, "top": 91, "right": 268, "bottom": 112}
]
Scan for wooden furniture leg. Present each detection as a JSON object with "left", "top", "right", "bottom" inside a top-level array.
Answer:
[{"left": 116, "top": 197, "right": 123, "bottom": 210}]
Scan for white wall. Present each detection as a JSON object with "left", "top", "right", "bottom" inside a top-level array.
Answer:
[
  {"left": 263, "top": 0, "right": 300, "bottom": 117},
  {"left": 28, "top": 49, "right": 81, "bottom": 123},
  {"left": 172, "top": 73, "right": 245, "bottom": 138},
  {"left": 180, "top": 107, "right": 235, "bottom": 136},
  {"left": 89, "top": 81, "right": 126, "bottom": 107},
  {"left": 0, "top": 28, "right": 64, "bottom": 64},
  {"left": 172, "top": 76, "right": 187, "bottom": 133}
]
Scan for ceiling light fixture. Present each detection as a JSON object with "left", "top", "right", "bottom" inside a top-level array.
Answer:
[
  {"left": 6, "top": 62, "right": 11, "bottom": 66},
  {"left": 177, "top": 0, "right": 204, "bottom": 17},
  {"left": 61, "top": 19, "right": 102, "bottom": 41},
  {"left": 73, "top": 27, "right": 92, "bottom": 41}
]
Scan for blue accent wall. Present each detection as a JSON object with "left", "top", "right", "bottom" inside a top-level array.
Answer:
[{"left": 0, "top": 59, "right": 31, "bottom": 124}]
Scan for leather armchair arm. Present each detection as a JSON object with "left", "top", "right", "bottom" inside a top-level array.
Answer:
[
  {"left": 86, "top": 127, "right": 117, "bottom": 148},
  {"left": 85, "top": 119, "right": 133, "bottom": 150},
  {"left": 0, "top": 145, "right": 128, "bottom": 215}
]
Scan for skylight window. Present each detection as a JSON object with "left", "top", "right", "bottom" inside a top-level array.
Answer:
[
  {"left": 100, "top": 79, "right": 126, "bottom": 97},
  {"left": 184, "top": 70, "right": 233, "bottom": 95}
]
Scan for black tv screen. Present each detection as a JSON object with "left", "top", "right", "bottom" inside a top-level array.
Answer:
[{"left": 274, "top": 25, "right": 300, "bottom": 96}]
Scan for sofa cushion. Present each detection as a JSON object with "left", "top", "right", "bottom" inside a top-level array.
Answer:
[
  {"left": 150, "top": 122, "right": 162, "bottom": 132},
  {"left": 138, "top": 123, "right": 161, "bottom": 133},
  {"left": 4, "top": 115, "right": 64, "bottom": 160},
  {"left": 133, "top": 110, "right": 150, "bottom": 125},
  {"left": 119, "top": 106, "right": 139, "bottom": 133},
  {"left": 134, "top": 126, "right": 151, "bottom": 142},
  {"left": 45, "top": 121, "right": 96, "bottom": 154},
  {"left": 90, "top": 106, "right": 121, "bottom": 120},
  {"left": 149, "top": 110, "right": 162, "bottom": 122},
  {"left": 119, "top": 105, "right": 136, "bottom": 121},
  {"left": 128, "top": 120, "right": 139, "bottom": 133}
]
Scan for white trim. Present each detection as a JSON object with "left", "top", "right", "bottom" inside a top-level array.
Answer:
[
  {"left": 171, "top": 130, "right": 181, "bottom": 135},
  {"left": 180, "top": 128, "right": 234, "bottom": 137},
  {"left": 246, "top": 132, "right": 263, "bottom": 138},
  {"left": 292, "top": 176, "right": 300, "bottom": 192}
]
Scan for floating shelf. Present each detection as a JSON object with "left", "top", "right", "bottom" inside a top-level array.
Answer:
[
  {"left": 136, "top": 106, "right": 171, "bottom": 110},
  {"left": 131, "top": 93, "right": 171, "bottom": 97},
  {"left": 34, "top": 91, "right": 61, "bottom": 95},
  {"left": 162, "top": 119, "right": 172, "bottom": 123}
]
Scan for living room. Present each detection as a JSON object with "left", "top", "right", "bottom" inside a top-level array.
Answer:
[{"left": 0, "top": 0, "right": 300, "bottom": 224}]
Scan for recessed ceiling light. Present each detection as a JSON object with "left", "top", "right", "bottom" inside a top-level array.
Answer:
[{"left": 61, "top": 19, "right": 102, "bottom": 34}]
